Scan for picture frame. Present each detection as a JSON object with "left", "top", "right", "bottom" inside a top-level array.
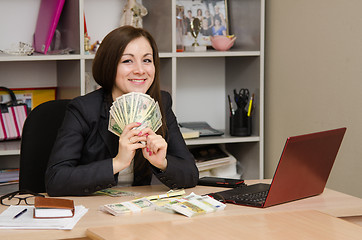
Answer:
[{"left": 176, "top": 0, "right": 229, "bottom": 48}]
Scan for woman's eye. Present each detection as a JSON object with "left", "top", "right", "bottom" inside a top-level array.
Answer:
[
  {"left": 144, "top": 58, "right": 153, "bottom": 63},
  {"left": 121, "top": 59, "right": 132, "bottom": 63}
]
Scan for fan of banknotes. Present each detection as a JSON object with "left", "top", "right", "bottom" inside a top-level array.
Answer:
[{"left": 108, "top": 92, "right": 162, "bottom": 136}]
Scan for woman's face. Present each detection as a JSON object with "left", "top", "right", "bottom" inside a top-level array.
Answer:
[
  {"left": 215, "top": 19, "right": 221, "bottom": 26},
  {"left": 112, "top": 37, "right": 155, "bottom": 98}
]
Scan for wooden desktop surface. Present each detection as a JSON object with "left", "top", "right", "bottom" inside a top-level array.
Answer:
[
  {"left": 86, "top": 210, "right": 362, "bottom": 240},
  {"left": 1, "top": 180, "right": 362, "bottom": 240}
]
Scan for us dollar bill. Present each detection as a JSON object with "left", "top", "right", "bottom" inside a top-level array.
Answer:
[{"left": 109, "top": 92, "right": 162, "bottom": 136}]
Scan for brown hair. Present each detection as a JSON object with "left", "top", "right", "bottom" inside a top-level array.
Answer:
[{"left": 92, "top": 26, "right": 167, "bottom": 137}]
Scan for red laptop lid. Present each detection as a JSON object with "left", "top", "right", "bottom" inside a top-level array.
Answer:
[{"left": 264, "top": 127, "right": 346, "bottom": 207}]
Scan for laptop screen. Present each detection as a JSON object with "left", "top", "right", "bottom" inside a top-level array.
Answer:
[{"left": 264, "top": 127, "right": 346, "bottom": 207}]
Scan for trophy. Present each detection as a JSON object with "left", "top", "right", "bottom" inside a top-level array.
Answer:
[
  {"left": 190, "top": 18, "right": 201, "bottom": 46},
  {"left": 187, "top": 18, "right": 206, "bottom": 51}
]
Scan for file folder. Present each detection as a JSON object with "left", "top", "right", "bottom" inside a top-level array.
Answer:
[{"left": 33, "top": 0, "right": 65, "bottom": 54}]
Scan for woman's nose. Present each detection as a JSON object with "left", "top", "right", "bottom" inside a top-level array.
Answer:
[{"left": 133, "top": 61, "right": 145, "bottom": 74}]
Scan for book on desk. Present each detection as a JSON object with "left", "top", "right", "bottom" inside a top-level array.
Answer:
[{"left": 33, "top": 197, "right": 75, "bottom": 218}]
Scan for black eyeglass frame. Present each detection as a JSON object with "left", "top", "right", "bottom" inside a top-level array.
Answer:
[{"left": 0, "top": 189, "right": 45, "bottom": 206}]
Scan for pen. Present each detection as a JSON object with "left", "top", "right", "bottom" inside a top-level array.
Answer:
[
  {"left": 13, "top": 208, "right": 27, "bottom": 219},
  {"left": 228, "top": 95, "right": 235, "bottom": 116},
  {"left": 247, "top": 93, "right": 254, "bottom": 117}
]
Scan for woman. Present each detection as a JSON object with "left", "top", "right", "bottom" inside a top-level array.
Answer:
[
  {"left": 196, "top": 8, "right": 203, "bottom": 21},
  {"left": 212, "top": 18, "right": 227, "bottom": 36},
  {"left": 45, "top": 26, "right": 199, "bottom": 196}
]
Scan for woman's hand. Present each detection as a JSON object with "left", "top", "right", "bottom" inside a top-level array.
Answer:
[
  {"left": 112, "top": 122, "right": 147, "bottom": 174},
  {"left": 140, "top": 127, "right": 168, "bottom": 171}
]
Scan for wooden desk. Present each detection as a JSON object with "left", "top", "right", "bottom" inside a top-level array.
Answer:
[
  {"left": 86, "top": 210, "right": 362, "bottom": 240},
  {"left": 1, "top": 182, "right": 362, "bottom": 240}
]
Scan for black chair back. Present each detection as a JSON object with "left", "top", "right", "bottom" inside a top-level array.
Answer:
[{"left": 19, "top": 99, "right": 70, "bottom": 193}]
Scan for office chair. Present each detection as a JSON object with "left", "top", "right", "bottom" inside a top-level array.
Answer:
[{"left": 19, "top": 99, "right": 71, "bottom": 193}]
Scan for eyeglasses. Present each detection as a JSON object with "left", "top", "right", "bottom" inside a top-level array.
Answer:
[{"left": 0, "top": 190, "right": 45, "bottom": 206}]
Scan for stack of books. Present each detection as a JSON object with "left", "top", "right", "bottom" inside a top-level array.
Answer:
[{"left": 190, "top": 145, "right": 236, "bottom": 172}]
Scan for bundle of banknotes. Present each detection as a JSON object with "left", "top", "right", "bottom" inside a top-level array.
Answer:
[
  {"left": 108, "top": 92, "right": 162, "bottom": 136},
  {"left": 101, "top": 192, "right": 226, "bottom": 217},
  {"left": 102, "top": 198, "right": 155, "bottom": 216},
  {"left": 165, "top": 193, "right": 226, "bottom": 217},
  {"left": 101, "top": 190, "right": 185, "bottom": 216}
]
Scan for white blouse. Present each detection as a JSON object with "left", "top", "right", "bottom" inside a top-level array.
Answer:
[{"left": 117, "top": 159, "right": 134, "bottom": 187}]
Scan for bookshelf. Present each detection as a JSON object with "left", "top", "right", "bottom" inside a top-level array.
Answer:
[{"left": 0, "top": 0, "right": 264, "bottom": 180}]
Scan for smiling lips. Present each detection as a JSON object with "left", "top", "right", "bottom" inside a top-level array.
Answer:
[{"left": 129, "top": 78, "right": 146, "bottom": 84}]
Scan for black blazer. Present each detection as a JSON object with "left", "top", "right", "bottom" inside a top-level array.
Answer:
[{"left": 45, "top": 89, "right": 199, "bottom": 196}]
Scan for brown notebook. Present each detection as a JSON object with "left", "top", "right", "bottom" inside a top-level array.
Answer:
[{"left": 33, "top": 197, "right": 75, "bottom": 218}]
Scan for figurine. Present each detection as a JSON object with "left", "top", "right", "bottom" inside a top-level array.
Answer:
[{"left": 120, "top": 0, "right": 148, "bottom": 28}]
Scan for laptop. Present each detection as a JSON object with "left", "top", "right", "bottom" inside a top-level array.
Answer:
[{"left": 207, "top": 127, "right": 346, "bottom": 208}]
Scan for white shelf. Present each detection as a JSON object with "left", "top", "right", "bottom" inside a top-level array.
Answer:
[
  {"left": 174, "top": 50, "right": 261, "bottom": 58},
  {"left": 0, "top": 0, "right": 265, "bottom": 179},
  {"left": 185, "top": 135, "right": 260, "bottom": 146},
  {"left": 6, "top": 50, "right": 261, "bottom": 62},
  {"left": 0, "top": 141, "right": 21, "bottom": 156},
  {"left": 0, "top": 53, "right": 82, "bottom": 62},
  {"left": 86, "top": 50, "right": 262, "bottom": 59}
]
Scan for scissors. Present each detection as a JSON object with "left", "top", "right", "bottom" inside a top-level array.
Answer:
[{"left": 233, "top": 88, "right": 249, "bottom": 109}]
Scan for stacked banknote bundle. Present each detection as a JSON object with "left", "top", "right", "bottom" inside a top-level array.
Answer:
[
  {"left": 102, "top": 198, "right": 155, "bottom": 216},
  {"left": 101, "top": 192, "right": 226, "bottom": 217},
  {"left": 164, "top": 193, "right": 226, "bottom": 217},
  {"left": 108, "top": 92, "right": 162, "bottom": 136}
]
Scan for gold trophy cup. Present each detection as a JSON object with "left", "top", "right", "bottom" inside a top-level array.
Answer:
[{"left": 190, "top": 18, "right": 201, "bottom": 46}]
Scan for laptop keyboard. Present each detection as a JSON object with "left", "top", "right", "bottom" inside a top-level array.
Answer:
[
  {"left": 207, "top": 183, "right": 270, "bottom": 207},
  {"left": 231, "top": 190, "right": 268, "bottom": 202}
]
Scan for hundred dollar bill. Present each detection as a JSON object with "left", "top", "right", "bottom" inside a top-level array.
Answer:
[
  {"left": 123, "top": 92, "right": 134, "bottom": 124},
  {"left": 110, "top": 105, "right": 124, "bottom": 130},
  {"left": 133, "top": 94, "right": 155, "bottom": 123},
  {"left": 109, "top": 92, "right": 162, "bottom": 136},
  {"left": 137, "top": 102, "right": 162, "bottom": 132},
  {"left": 130, "top": 92, "right": 139, "bottom": 122},
  {"left": 116, "top": 97, "right": 127, "bottom": 125},
  {"left": 108, "top": 115, "right": 122, "bottom": 136}
]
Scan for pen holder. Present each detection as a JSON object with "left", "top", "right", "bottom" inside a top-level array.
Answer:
[{"left": 230, "top": 109, "right": 251, "bottom": 136}]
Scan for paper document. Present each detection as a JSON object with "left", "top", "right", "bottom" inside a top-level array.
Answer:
[{"left": 0, "top": 205, "right": 88, "bottom": 230}]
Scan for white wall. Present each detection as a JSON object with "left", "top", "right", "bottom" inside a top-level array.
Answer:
[{"left": 265, "top": 0, "right": 362, "bottom": 198}]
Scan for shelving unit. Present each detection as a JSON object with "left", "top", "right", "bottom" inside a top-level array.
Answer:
[{"left": 0, "top": 0, "right": 264, "bottom": 180}]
